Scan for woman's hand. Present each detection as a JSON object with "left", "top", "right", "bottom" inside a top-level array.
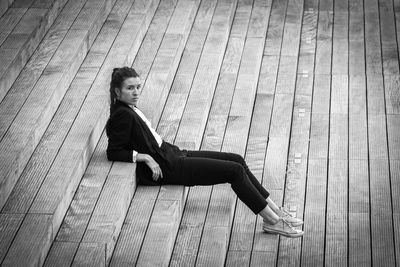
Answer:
[{"left": 137, "top": 153, "right": 163, "bottom": 181}]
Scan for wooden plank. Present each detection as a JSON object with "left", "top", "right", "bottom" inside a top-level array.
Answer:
[
  {"left": 277, "top": 93, "right": 311, "bottom": 266},
  {"left": 315, "top": 10, "right": 333, "bottom": 74},
  {"left": 250, "top": 251, "right": 276, "bottom": 266},
  {"left": 349, "top": 75, "right": 367, "bottom": 115},
  {"left": 77, "top": 161, "right": 136, "bottom": 265},
  {"left": 0, "top": 0, "right": 117, "bottom": 211},
  {"left": 2, "top": 0, "right": 134, "bottom": 215},
  {"left": 379, "top": 0, "right": 399, "bottom": 77},
  {"left": 168, "top": 186, "right": 212, "bottom": 267},
  {"left": 252, "top": 189, "right": 281, "bottom": 252},
  {"left": 2, "top": 1, "right": 157, "bottom": 265},
  {"left": 349, "top": 0, "right": 365, "bottom": 76},
  {"left": 325, "top": 160, "right": 347, "bottom": 266},
  {"left": 0, "top": 27, "right": 90, "bottom": 211},
  {"left": 349, "top": 212, "right": 371, "bottom": 266},
  {"left": 349, "top": 160, "right": 369, "bottom": 213},
  {"left": 190, "top": 185, "right": 236, "bottom": 267},
  {"left": 275, "top": 56, "right": 297, "bottom": 94},
  {"left": 109, "top": 193, "right": 156, "bottom": 266},
  {"left": 370, "top": 159, "right": 396, "bottom": 266},
  {"left": 297, "top": 7, "right": 317, "bottom": 97},
  {"left": 0, "top": 213, "right": 24, "bottom": 263},
  {"left": 365, "top": 0, "right": 382, "bottom": 76},
  {"left": 174, "top": 0, "right": 236, "bottom": 150},
  {"left": 170, "top": 2, "right": 248, "bottom": 263},
  {"left": 349, "top": 160, "right": 371, "bottom": 266},
  {"left": 384, "top": 75, "right": 400, "bottom": 115},
  {"left": 394, "top": 213, "right": 400, "bottom": 267},
  {"left": 247, "top": 0, "right": 270, "bottom": 38},
  {"left": 368, "top": 114, "right": 388, "bottom": 159},
  {"left": 391, "top": 159, "right": 400, "bottom": 214},
  {"left": 112, "top": 0, "right": 203, "bottom": 266},
  {"left": 0, "top": 0, "right": 87, "bottom": 141},
  {"left": 55, "top": 134, "right": 111, "bottom": 242},
  {"left": 325, "top": 212, "right": 347, "bottom": 266},
  {"left": 132, "top": 0, "right": 178, "bottom": 81},
  {"left": 139, "top": 0, "right": 200, "bottom": 126},
  {"left": 2, "top": 68, "right": 99, "bottom": 214},
  {"left": 312, "top": 74, "right": 331, "bottom": 114},
  {"left": 349, "top": 113, "right": 368, "bottom": 160},
  {"left": 72, "top": 243, "right": 106, "bottom": 267},
  {"left": 332, "top": 4, "right": 348, "bottom": 75},
  {"left": 2, "top": 214, "right": 53, "bottom": 267},
  {"left": 135, "top": 187, "right": 187, "bottom": 267},
  {"left": 330, "top": 75, "right": 348, "bottom": 115},
  {"left": 225, "top": 251, "right": 250, "bottom": 266},
  {"left": 280, "top": 0, "right": 302, "bottom": 57},
  {"left": 157, "top": 0, "right": 219, "bottom": 145},
  {"left": 329, "top": 114, "right": 348, "bottom": 160},
  {"left": 44, "top": 241, "right": 79, "bottom": 267},
  {"left": 0, "top": 7, "right": 27, "bottom": 46},
  {"left": 264, "top": 0, "right": 287, "bottom": 56},
  {"left": 0, "top": 1, "right": 15, "bottom": 18},
  {"left": 273, "top": 0, "right": 305, "bottom": 264},
  {"left": 308, "top": 113, "right": 329, "bottom": 159},
  {"left": 28, "top": 0, "right": 148, "bottom": 214},
  {"left": 110, "top": 0, "right": 196, "bottom": 264},
  {"left": 140, "top": 1, "right": 235, "bottom": 265},
  {"left": 0, "top": 0, "right": 68, "bottom": 103},
  {"left": 366, "top": 74, "right": 385, "bottom": 115},
  {"left": 387, "top": 114, "right": 400, "bottom": 160},
  {"left": 301, "top": 159, "right": 327, "bottom": 266}
]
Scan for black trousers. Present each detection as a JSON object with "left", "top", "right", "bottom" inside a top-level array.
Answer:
[{"left": 162, "top": 150, "right": 270, "bottom": 214}]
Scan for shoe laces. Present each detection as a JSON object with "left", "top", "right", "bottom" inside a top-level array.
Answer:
[
  {"left": 281, "top": 217, "right": 299, "bottom": 232},
  {"left": 280, "top": 207, "right": 293, "bottom": 218}
]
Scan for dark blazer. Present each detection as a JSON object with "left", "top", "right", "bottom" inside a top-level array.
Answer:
[{"left": 106, "top": 100, "right": 184, "bottom": 184}]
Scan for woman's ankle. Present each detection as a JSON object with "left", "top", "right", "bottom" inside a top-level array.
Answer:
[
  {"left": 259, "top": 205, "right": 280, "bottom": 224},
  {"left": 263, "top": 217, "right": 279, "bottom": 225}
]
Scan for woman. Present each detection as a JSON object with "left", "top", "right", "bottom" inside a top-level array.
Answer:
[{"left": 106, "top": 67, "right": 304, "bottom": 238}]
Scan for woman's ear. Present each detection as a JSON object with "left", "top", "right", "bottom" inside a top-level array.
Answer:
[{"left": 114, "top": 87, "right": 120, "bottom": 99}]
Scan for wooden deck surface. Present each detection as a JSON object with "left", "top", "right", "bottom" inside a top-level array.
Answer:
[{"left": 0, "top": 0, "right": 399, "bottom": 266}]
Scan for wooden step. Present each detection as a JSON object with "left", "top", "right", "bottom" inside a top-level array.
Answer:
[
  {"left": 46, "top": 1, "right": 182, "bottom": 265},
  {"left": 50, "top": 0, "right": 199, "bottom": 264},
  {"left": 110, "top": 0, "right": 205, "bottom": 265},
  {"left": 0, "top": 0, "right": 135, "bottom": 266},
  {"left": 1, "top": 0, "right": 148, "bottom": 261},
  {"left": 169, "top": 0, "right": 247, "bottom": 264},
  {"left": 0, "top": 0, "right": 68, "bottom": 103},
  {"left": 100, "top": 0, "right": 202, "bottom": 265},
  {"left": 0, "top": 0, "right": 114, "bottom": 211},
  {"left": 0, "top": 0, "right": 14, "bottom": 17},
  {"left": 0, "top": 0, "right": 89, "bottom": 142},
  {"left": 172, "top": 1, "right": 270, "bottom": 266},
  {"left": 2, "top": 0, "right": 158, "bottom": 263},
  {"left": 108, "top": 1, "right": 237, "bottom": 266}
]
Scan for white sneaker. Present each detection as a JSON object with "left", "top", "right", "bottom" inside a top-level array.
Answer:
[
  {"left": 263, "top": 218, "right": 304, "bottom": 238},
  {"left": 278, "top": 207, "right": 303, "bottom": 227}
]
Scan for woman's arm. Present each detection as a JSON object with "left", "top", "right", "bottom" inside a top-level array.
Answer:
[
  {"left": 137, "top": 153, "right": 163, "bottom": 181},
  {"left": 106, "top": 110, "right": 135, "bottom": 162},
  {"left": 107, "top": 109, "right": 163, "bottom": 180}
]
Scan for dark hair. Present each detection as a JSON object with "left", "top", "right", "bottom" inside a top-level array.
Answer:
[{"left": 109, "top": 67, "right": 139, "bottom": 114}]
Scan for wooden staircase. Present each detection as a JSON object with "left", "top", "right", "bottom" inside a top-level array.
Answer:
[{"left": 2, "top": 0, "right": 394, "bottom": 266}]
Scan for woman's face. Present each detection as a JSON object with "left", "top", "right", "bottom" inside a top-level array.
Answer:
[{"left": 116, "top": 77, "right": 142, "bottom": 106}]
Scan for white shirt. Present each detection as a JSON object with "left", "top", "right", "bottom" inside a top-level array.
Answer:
[{"left": 131, "top": 106, "right": 163, "bottom": 162}]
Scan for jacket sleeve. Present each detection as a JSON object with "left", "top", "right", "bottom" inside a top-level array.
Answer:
[{"left": 106, "top": 109, "right": 136, "bottom": 162}]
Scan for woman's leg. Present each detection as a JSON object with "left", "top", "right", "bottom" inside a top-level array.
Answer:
[
  {"left": 178, "top": 156, "right": 268, "bottom": 214},
  {"left": 184, "top": 150, "right": 303, "bottom": 227},
  {"left": 185, "top": 150, "right": 270, "bottom": 199}
]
